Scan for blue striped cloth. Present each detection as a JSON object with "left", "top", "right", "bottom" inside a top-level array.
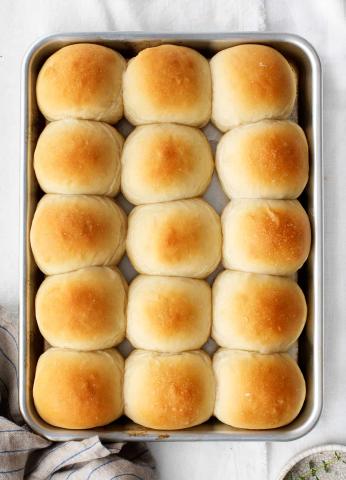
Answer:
[{"left": 0, "top": 307, "right": 156, "bottom": 479}]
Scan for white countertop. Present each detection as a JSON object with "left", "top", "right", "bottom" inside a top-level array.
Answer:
[{"left": 1, "top": 0, "right": 345, "bottom": 478}]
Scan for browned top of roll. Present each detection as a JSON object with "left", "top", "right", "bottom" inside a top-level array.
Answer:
[
  {"left": 222, "top": 199, "right": 311, "bottom": 275},
  {"left": 124, "top": 350, "right": 215, "bottom": 430},
  {"left": 36, "top": 43, "right": 125, "bottom": 122},
  {"left": 134, "top": 45, "right": 205, "bottom": 109},
  {"left": 33, "top": 348, "right": 124, "bottom": 429},
  {"left": 30, "top": 194, "right": 126, "bottom": 275},
  {"left": 213, "top": 350, "right": 306, "bottom": 429}
]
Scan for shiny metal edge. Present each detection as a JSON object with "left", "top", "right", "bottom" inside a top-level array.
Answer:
[{"left": 19, "top": 32, "right": 323, "bottom": 442}]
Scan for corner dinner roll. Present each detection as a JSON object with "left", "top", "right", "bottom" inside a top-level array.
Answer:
[
  {"left": 30, "top": 194, "right": 126, "bottom": 275},
  {"left": 33, "top": 348, "right": 124, "bottom": 429},
  {"left": 212, "top": 271, "right": 307, "bottom": 353},
  {"left": 123, "top": 45, "right": 211, "bottom": 126},
  {"left": 222, "top": 199, "right": 311, "bottom": 275},
  {"left": 124, "top": 350, "right": 215, "bottom": 430},
  {"left": 211, "top": 44, "right": 296, "bottom": 131},
  {"left": 36, "top": 267, "right": 127, "bottom": 350},
  {"left": 34, "top": 120, "right": 124, "bottom": 196},
  {"left": 36, "top": 44, "right": 125, "bottom": 123},
  {"left": 127, "top": 199, "right": 221, "bottom": 278},
  {"left": 121, "top": 124, "right": 213, "bottom": 204},
  {"left": 216, "top": 120, "right": 309, "bottom": 199},
  {"left": 127, "top": 275, "right": 211, "bottom": 352},
  {"left": 213, "top": 350, "right": 306, "bottom": 429}
]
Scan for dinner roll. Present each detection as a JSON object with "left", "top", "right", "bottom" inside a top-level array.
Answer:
[
  {"left": 127, "top": 199, "right": 221, "bottom": 278},
  {"left": 124, "top": 350, "right": 215, "bottom": 430},
  {"left": 36, "top": 267, "right": 127, "bottom": 350},
  {"left": 123, "top": 45, "right": 211, "bottom": 126},
  {"left": 212, "top": 271, "right": 307, "bottom": 353},
  {"left": 222, "top": 199, "right": 311, "bottom": 275},
  {"left": 213, "top": 349, "right": 306, "bottom": 429},
  {"left": 33, "top": 348, "right": 124, "bottom": 429},
  {"left": 36, "top": 43, "right": 125, "bottom": 123},
  {"left": 121, "top": 124, "right": 213, "bottom": 204},
  {"left": 127, "top": 275, "right": 211, "bottom": 352},
  {"left": 211, "top": 44, "right": 296, "bottom": 131},
  {"left": 216, "top": 120, "right": 309, "bottom": 199},
  {"left": 30, "top": 194, "right": 126, "bottom": 275},
  {"left": 34, "top": 120, "right": 124, "bottom": 196}
]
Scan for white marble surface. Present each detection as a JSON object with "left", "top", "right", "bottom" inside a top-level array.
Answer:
[{"left": 1, "top": 0, "right": 345, "bottom": 479}]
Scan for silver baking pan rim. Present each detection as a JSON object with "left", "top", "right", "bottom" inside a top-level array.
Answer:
[{"left": 19, "top": 32, "right": 323, "bottom": 442}]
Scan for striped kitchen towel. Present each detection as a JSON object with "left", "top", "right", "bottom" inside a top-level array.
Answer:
[{"left": 0, "top": 306, "right": 156, "bottom": 479}]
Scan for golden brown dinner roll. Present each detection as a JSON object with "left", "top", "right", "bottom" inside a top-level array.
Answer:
[
  {"left": 124, "top": 350, "right": 215, "bottom": 430},
  {"left": 212, "top": 271, "right": 307, "bottom": 353},
  {"left": 123, "top": 45, "right": 211, "bottom": 126},
  {"left": 36, "top": 43, "right": 125, "bottom": 123},
  {"left": 216, "top": 120, "right": 309, "bottom": 199},
  {"left": 210, "top": 44, "right": 296, "bottom": 131},
  {"left": 121, "top": 124, "right": 214, "bottom": 204},
  {"left": 222, "top": 199, "right": 311, "bottom": 275},
  {"left": 30, "top": 194, "right": 126, "bottom": 275},
  {"left": 33, "top": 348, "right": 124, "bottom": 429},
  {"left": 213, "top": 349, "right": 306, "bottom": 429},
  {"left": 34, "top": 120, "right": 124, "bottom": 196},
  {"left": 36, "top": 267, "right": 127, "bottom": 350},
  {"left": 127, "top": 199, "right": 221, "bottom": 278},
  {"left": 127, "top": 275, "right": 211, "bottom": 352}
]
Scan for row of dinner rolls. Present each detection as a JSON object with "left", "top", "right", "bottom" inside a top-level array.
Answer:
[
  {"left": 30, "top": 196, "right": 310, "bottom": 277},
  {"left": 35, "top": 267, "right": 307, "bottom": 353},
  {"left": 33, "top": 348, "right": 305, "bottom": 431},
  {"left": 33, "top": 119, "right": 309, "bottom": 201},
  {"left": 36, "top": 43, "right": 296, "bottom": 130}
]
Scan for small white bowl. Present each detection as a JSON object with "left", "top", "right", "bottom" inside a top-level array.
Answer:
[{"left": 278, "top": 444, "right": 346, "bottom": 480}]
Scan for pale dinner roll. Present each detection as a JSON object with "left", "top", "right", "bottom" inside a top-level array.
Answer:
[
  {"left": 212, "top": 271, "right": 307, "bottom": 353},
  {"left": 213, "top": 349, "right": 306, "bottom": 429},
  {"left": 121, "top": 124, "right": 214, "bottom": 204},
  {"left": 33, "top": 348, "right": 124, "bottom": 429},
  {"left": 216, "top": 120, "right": 309, "bottom": 199},
  {"left": 36, "top": 267, "right": 127, "bottom": 350},
  {"left": 34, "top": 120, "right": 124, "bottom": 196},
  {"left": 211, "top": 44, "right": 297, "bottom": 131},
  {"left": 124, "top": 350, "right": 215, "bottom": 430},
  {"left": 30, "top": 194, "right": 126, "bottom": 275},
  {"left": 222, "top": 199, "right": 311, "bottom": 275},
  {"left": 36, "top": 43, "right": 125, "bottom": 123},
  {"left": 127, "top": 275, "right": 211, "bottom": 352},
  {"left": 123, "top": 45, "right": 211, "bottom": 126},
  {"left": 127, "top": 199, "right": 221, "bottom": 278}
]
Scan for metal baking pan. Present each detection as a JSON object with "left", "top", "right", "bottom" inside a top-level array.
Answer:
[{"left": 19, "top": 32, "right": 323, "bottom": 442}]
